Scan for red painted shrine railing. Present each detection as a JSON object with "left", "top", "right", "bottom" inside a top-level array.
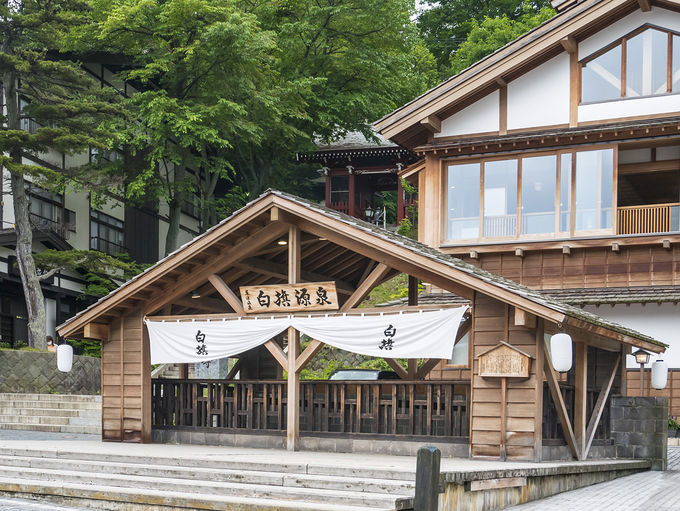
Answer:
[
  {"left": 151, "top": 379, "right": 470, "bottom": 438},
  {"left": 329, "top": 201, "right": 349, "bottom": 215}
]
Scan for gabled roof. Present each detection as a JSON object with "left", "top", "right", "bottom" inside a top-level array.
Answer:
[
  {"left": 374, "top": 0, "right": 660, "bottom": 145},
  {"left": 57, "top": 190, "right": 665, "bottom": 352}
]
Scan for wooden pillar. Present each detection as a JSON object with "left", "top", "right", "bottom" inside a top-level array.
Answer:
[
  {"left": 397, "top": 177, "right": 405, "bottom": 223},
  {"left": 620, "top": 345, "right": 628, "bottom": 395},
  {"left": 325, "top": 170, "right": 331, "bottom": 208},
  {"left": 286, "top": 225, "right": 301, "bottom": 451},
  {"left": 574, "top": 341, "right": 588, "bottom": 458},
  {"left": 179, "top": 364, "right": 189, "bottom": 379},
  {"left": 348, "top": 169, "right": 356, "bottom": 218},
  {"left": 408, "top": 276, "right": 418, "bottom": 306}
]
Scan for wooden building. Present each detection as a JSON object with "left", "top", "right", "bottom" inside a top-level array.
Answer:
[
  {"left": 296, "top": 131, "right": 418, "bottom": 223},
  {"left": 57, "top": 191, "right": 664, "bottom": 462},
  {"left": 374, "top": 0, "right": 680, "bottom": 404}
]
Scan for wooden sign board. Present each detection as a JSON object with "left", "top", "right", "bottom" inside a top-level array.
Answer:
[
  {"left": 478, "top": 342, "right": 532, "bottom": 379},
  {"left": 240, "top": 282, "right": 338, "bottom": 314}
]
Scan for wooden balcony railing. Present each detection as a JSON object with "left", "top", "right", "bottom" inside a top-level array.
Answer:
[
  {"left": 329, "top": 201, "right": 349, "bottom": 215},
  {"left": 617, "top": 203, "right": 680, "bottom": 235},
  {"left": 151, "top": 379, "right": 470, "bottom": 439}
]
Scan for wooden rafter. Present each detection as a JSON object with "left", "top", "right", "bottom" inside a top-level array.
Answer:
[
  {"left": 414, "top": 358, "right": 441, "bottom": 379},
  {"left": 207, "top": 274, "right": 245, "bottom": 315},
  {"left": 543, "top": 339, "right": 580, "bottom": 460},
  {"left": 295, "top": 340, "right": 324, "bottom": 373},
  {"left": 225, "top": 358, "right": 243, "bottom": 380},
  {"left": 384, "top": 359, "right": 408, "bottom": 379},
  {"left": 340, "top": 263, "right": 391, "bottom": 312},
  {"left": 264, "top": 340, "right": 287, "bottom": 369},
  {"left": 584, "top": 353, "right": 621, "bottom": 459}
]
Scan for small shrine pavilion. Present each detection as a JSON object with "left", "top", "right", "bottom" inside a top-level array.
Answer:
[{"left": 57, "top": 191, "right": 665, "bottom": 462}]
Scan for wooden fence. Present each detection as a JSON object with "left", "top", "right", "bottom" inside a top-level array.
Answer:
[
  {"left": 542, "top": 383, "right": 611, "bottom": 442},
  {"left": 626, "top": 368, "right": 680, "bottom": 417},
  {"left": 151, "top": 379, "right": 470, "bottom": 439},
  {"left": 617, "top": 203, "right": 680, "bottom": 235}
]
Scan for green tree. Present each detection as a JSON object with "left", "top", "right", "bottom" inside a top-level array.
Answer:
[
  {"left": 0, "top": 0, "right": 124, "bottom": 350},
  {"left": 449, "top": 6, "right": 556, "bottom": 75},
  {"left": 82, "top": 0, "right": 311, "bottom": 254},
  {"left": 417, "top": 0, "right": 552, "bottom": 75}
]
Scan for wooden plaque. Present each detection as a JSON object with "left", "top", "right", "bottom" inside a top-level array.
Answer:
[
  {"left": 478, "top": 342, "right": 532, "bottom": 379},
  {"left": 240, "top": 282, "right": 338, "bottom": 314}
]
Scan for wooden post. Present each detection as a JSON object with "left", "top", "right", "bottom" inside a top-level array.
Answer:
[
  {"left": 640, "top": 363, "right": 645, "bottom": 396},
  {"left": 414, "top": 446, "right": 441, "bottom": 511},
  {"left": 500, "top": 376, "right": 507, "bottom": 461},
  {"left": 397, "top": 177, "right": 405, "bottom": 223},
  {"left": 325, "top": 170, "right": 331, "bottom": 208},
  {"left": 348, "top": 169, "right": 356, "bottom": 217},
  {"left": 408, "top": 276, "right": 418, "bottom": 306},
  {"left": 574, "top": 341, "right": 587, "bottom": 458},
  {"left": 287, "top": 225, "right": 301, "bottom": 451},
  {"left": 179, "top": 364, "right": 189, "bottom": 379}
]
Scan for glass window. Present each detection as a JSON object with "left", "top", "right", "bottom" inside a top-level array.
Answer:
[
  {"left": 626, "top": 29, "right": 668, "bottom": 97},
  {"left": 450, "top": 331, "right": 469, "bottom": 366},
  {"left": 560, "top": 153, "right": 572, "bottom": 233},
  {"left": 90, "top": 210, "right": 125, "bottom": 255},
  {"left": 673, "top": 35, "right": 680, "bottom": 93},
  {"left": 330, "top": 175, "right": 348, "bottom": 205},
  {"left": 484, "top": 159, "right": 517, "bottom": 237},
  {"left": 447, "top": 163, "right": 480, "bottom": 240},
  {"left": 582, "top": 45, "right": 621, "bottom": 103},
  {"left": 521, "top": 155, "right": 556, "bottom": 235},
  {"left": 575, "top": 149, "right": 614, "bottom": 232}
]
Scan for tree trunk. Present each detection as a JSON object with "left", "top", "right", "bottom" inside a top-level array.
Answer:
[
  {"left": 163, "top": 164, "right": 185, "bottom": 256},
  {"left": 3, "top": 69, "right": 47, "bottom": 351}
]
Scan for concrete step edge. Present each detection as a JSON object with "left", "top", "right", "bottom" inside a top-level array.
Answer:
[
  {"left": 0, "top": 477, "right": 394, "bottom": 511},
  {"left": 0, "top": 464, "right": 408, "bottom": 506},
  {"left": 0, "top": 448, "right": 415, "bottom": 481},
  {"left": 0, "top": 394, "right": 101, "bottom": 402},
  {"left": 0, "top": 455, "right": 415, "bottom": 493}
]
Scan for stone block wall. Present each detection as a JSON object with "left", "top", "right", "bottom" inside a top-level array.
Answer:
[
  {"left": 0, "top": 350, "right": 100, "bottom": 395},
  {"left": 611, "top": 396, "right": 668, "bottom": 470}
]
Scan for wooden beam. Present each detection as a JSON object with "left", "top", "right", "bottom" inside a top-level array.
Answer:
[
  {"left": 619, "top": 159, "right": 680, "bottom": 175},
  {"left": 340, "top": 263, "right": 391, "bottom": 312},
  {"left": 544, "top": 340, "right": 580, "bottom": 460},
  {"left": 144, "top": 222, "right": 289, "bottom": 315},
  {"left": 270, "top": 206, "right": 280, "bottom": 222},
  {"left": 414, "top": 358, "right": 441, "bottom": 379},
  {"left": 514, "top": 308, "right": 536, "bottom": 328},
  {"left": 408, "top": 276, "right": 419, "bottom": 306},
  {"left": 637, "top": 0, "right": 651, "bottom": 11},
  {"left": 584, "top": 354, "right": 621, "bottom": 459},
  {"left": 560, "top": 35, "right": 578, "bottom": 54},
  {"left": 295, "top": 339, "right": 324, "bottom": 373},
  {"left": 384, "top": 358, "right": 408, "bottom": 379},
  {"left": 420, "top": 115, "right": 441, "bottom": 134},
  {"left": 574, "top": 341, "right": 588, "bottom": 459},
  {"left": 264, "top": 340, "right": 287, "bottom": 369},
  {"left": 172, "top": 296, "right": 229, "bottom": 313},
  {"left": 83, "top": 323, "right": 109, "bottom": 341},
  {"left": 408, "top": 359, "right": 418, "bottom": 379},
  {"left": 208, "top": 274, "right": 245, "bottom": 315},
  {"left": 225, "top": 358, "right": 242, "bottom": 380}
]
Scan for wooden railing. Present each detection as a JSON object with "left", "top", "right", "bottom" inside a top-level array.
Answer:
[
  {"left": 152, "top": 379, "right": 470, "bottom": 438},
  {"left": 329, "top": 201, "right": 349, "bottom": 215},
  {"left": 617, "top": 203, "right": 680, "bottom": 235},
  {"left": 484, "top": 215, "right": 517, "bottom": 237}
]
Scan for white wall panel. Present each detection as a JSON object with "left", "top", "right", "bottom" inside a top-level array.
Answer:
[
  {"left": 583, "top": 303, "right": 680, "bottom": 368},
  {"left": 578, "top": 94, "right": 680, "bottom": 123},
  {"left": 507, "top": 53, "right": 570, "bottom": 130},
  {"left": 435, "top": 90, "right": 499, "bottom": 138}
]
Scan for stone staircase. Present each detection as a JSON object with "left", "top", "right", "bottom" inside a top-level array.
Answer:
[
  {"left": 0, "top": 446, "right": 415, "bottom": 510},
  {"left": 0, "top": 394, "right": 101, "bottom": 435}
]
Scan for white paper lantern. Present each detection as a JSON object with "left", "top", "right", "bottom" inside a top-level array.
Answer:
[
  {"left": 551, "top": 333, "right": 572, "bottom": 372},
  {"left": 57, "top": 344, "right": 73, "bottom": 373},
  {"left": 651, "top": 359, "right": 668, "bottom": 390}
]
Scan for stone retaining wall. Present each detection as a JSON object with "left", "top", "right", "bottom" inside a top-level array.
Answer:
[
  {"left": 0, "top": 350, "right": 100, "bottom": 395},
  {"left": 611, "top": 395, "right": 668, "bottom": 471}
]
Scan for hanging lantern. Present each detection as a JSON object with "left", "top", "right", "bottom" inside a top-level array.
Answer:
[
  {"left": 550, "top": 333, "right": 572, "bottom": 372},
  {"left": 651, "top": 359, "right": 669, "bottom": 390},
  {"left": 57, "top": 344, "right": 73, "bottom": 373}
]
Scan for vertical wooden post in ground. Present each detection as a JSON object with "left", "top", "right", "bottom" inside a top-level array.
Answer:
[
  {"left": 574, "top": 341, "right": 588, "bottom": 459},
  {"left": 397, "top": 177, "right": 405, "bottom": 223},
  {"left": 500, "top": 376, "right": 507, "bottom": 461},
  {"left": 287, "top": 225, "right": 301, "bottom": 451}
]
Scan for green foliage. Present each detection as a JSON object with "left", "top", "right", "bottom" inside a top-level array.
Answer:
[
  {"left": 299, "top": 358, "right": 343, "bottom": 380},
  {"left": 68, "top": 339, "right": 101, "bottom": 358},
  {"left": 669, "top": 416, "right": 680, "bottom": 430},
  {"left": 449, "top": 6, "right": 556, "bottom": 75},
  {"left": 417, "top": 0, "right": 553, "bottom": 75},
  {"left": 33, "top": 250, "right": 148, "bottom": 299}
]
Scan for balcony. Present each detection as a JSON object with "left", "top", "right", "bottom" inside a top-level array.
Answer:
[
  {"left": 90, "top": 237, "right": 127, "bottom": 256},
  {"left": 29, "top": 213, "right": 69, "bottom": 241},
  {"left": 617, "top": 203, "right": 680, "bottom": 235}
]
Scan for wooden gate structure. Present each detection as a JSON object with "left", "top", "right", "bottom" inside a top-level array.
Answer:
[{"left": 57, "top": 190, "right": 666, "bottom": 462}]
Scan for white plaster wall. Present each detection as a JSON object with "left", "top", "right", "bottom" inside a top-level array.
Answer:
[
  {"left": 63, "top": 189, "right": 91, "bottom": 251},
  {"left": 2, "top": 168, "right": 14, "bottom": 228},
  {"left": 619, "top": 148, "right": 652, "bottom": 164},
  {"left": 507, "top": 53, "right": 570, "bottom": 130},
  {"left": 583, "top": 303, "right": 680, "bottom": 368},
  {"left": 579, "top": 7, "right": 680, "bottom": 60},
  {"left": 45, "top": 298, "right": 56, "bottom": 340},
  {"left": 658, "top": 146, "right": 680, "bottom": 160},
  {"left": 435, "top": 90, "right": 499, "bottom": 138},
  {"left": 579, "top": 94, "right": 680, "bottom": 123}
]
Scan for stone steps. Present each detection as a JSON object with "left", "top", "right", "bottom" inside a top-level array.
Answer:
[
  {"left": 0, "top": 448, "right": 414, "bottom": 510},
  {"left": 0, "top": 393, "right": 101, "bottom": 434}
]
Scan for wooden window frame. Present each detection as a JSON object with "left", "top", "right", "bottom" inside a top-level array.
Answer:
[
  {"left": 580, "top": 24, "right": 680, "bottom": 104},
  {"left": 441, "top": 144, "right": 618, "bottom": 245}
]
